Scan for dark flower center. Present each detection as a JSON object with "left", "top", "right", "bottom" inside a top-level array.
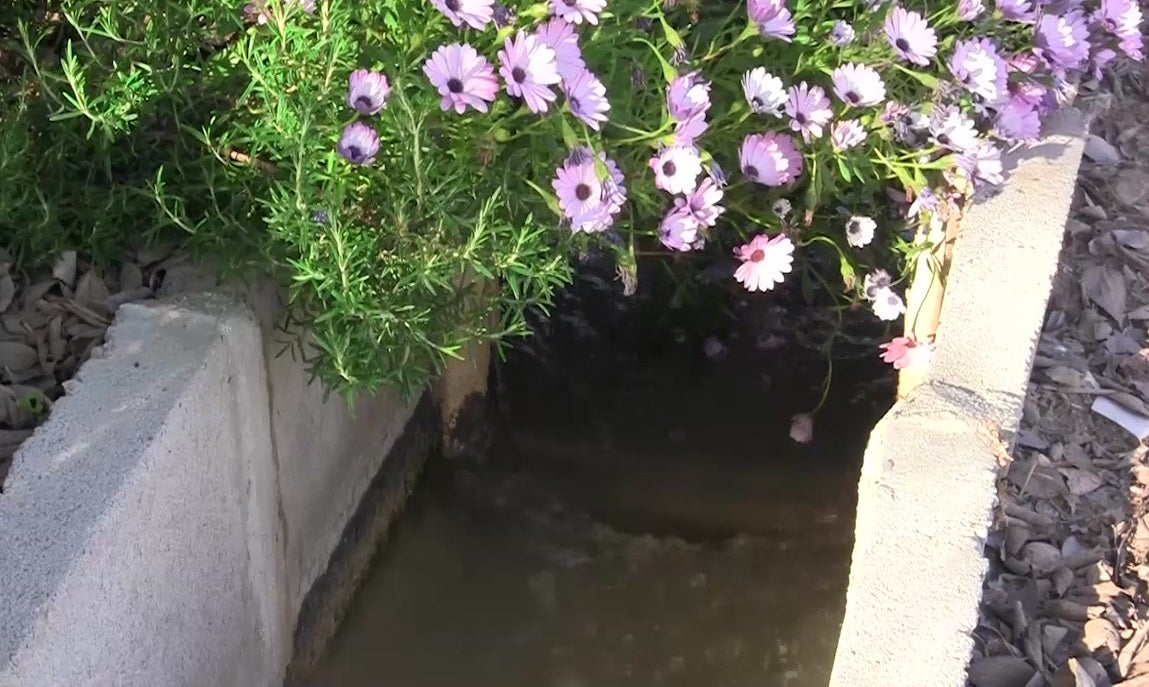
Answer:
[
  {"left": 662, "top": 161, "right": 677, "bottom": 176},
  {"left": 751, "top": 96, "right": 764, "bottom": 109},
  {"left": 347, "top": 145, "right": 362, "bottom": 160},
  {"left": 355, "top": 95, "right": 375, "bottom": 109},
  {"left": 794, "top": 112, "right": 807, "bottom": 125},
  {"left": 447, "top": 78, "right": 464, "bottom": 93},
  {"left": 744, "top": 165, "right": 759, "bottom": 178},
  {"left": 446, "top": 0, "right": 460, "bottom": 10},
  {"left": 846, "top": 91, "right": 860, "bottom": 104},
  {"left": 848, "top": 220, "right": 860, "bottom": 234},
  {"left": 895, "top": 37, "right": 910, "bottom": 52},
  {"left": 562, "top": 0, "right": 577, "bottom": 6},
  {"left": 888, "top": 294, "right": 900, "bottom": 306},
  {"left": 575, "top": 183, "right": 592, "bottom": 201},
  {"left": 936, "top": 133, "right": 950, "bottom": 145},
  {"left": 750, "top": 249, "right": 765, "bottom": 262},
  {"left": 570, "top": 96, "right": 582, "bottom": 112},
  {"left": 511, "top": 66, "right": 527, "bottom": 83}
]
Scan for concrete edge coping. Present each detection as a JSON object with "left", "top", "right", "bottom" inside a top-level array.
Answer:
[{"left": 830, "top": 107, "right": 1088, "bottom": 687}]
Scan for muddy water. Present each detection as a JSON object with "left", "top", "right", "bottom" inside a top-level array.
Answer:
[{"left": 309, "top": 309, "right": 891, "bottom": 687}]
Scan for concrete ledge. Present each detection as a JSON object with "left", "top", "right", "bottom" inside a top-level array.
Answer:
[
  {"left": 831, "top": 108, "right": 1087, "bottom": 686},
  {"left": 0, "top": 290, "right": 439, "bottom": 686}
]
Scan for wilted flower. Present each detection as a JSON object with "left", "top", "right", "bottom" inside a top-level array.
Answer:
[
  {"left": 995, "top": 99, "right": 1041, "bottom": 141},
  {"left": 958, "top": 0, "right": 985, "bottom": 21},
  {"left": 831, "top": 119, "right": 867, "bottom": 151},
  {"left": 346, "top": 69, "right": 391, "bottom": 115},
  {"left": 885, "top": 7, "right": 937, "bottom": 66},
  {"left": 563, "top": 69, "right": 610, "bottom": 129},
  {"left": 846, "top": 215, "right": 877, "bottom": 248},
  {"left": 949, "top": 38, "right": 1008, "bottom": 104},
  {"left": 871, "top": 287, "right": 906, "bottom": 320},
  {"left": 492, "top": 2, "right": 515, "bottom": 26},
  {"left": 337, "top": 122, "right": 380, "bottom": 166},
  {"left": 650, "top": 146, "right": 703, "bottom": 194},
  {"left": 1035, "top": 11, "right": 1090, "bottom": 72},
  {"left": 879, "top": 335, "right": 932, "bottom": 370},
  {"left": 671, "top": 45, "right": 690, "bottom": 66},
  {"left": 789, "top": 413, "right": 814, "bottom": 443},
  {"left": 551, "top": 0, "right": 605, "bottom": 24},
  {"left": 748, "top": 0, "right": 796, "bottom": 41},
  {"left": 659, "top": 208, "right": 703, "bottom": 252},
  {"left": 498, "top": 32, "right": 561, "bottom": 113},
  {"left": 831, "top": 63, "right": 886, "bottom": 107},
  {"left": 535, "top": 18, "right": 585, "bottom": 81},
  {"left": 424, "top": 43, "right": 500, "bottom": 114},
  {"left": 674, "top": 177, "right": 725, "bottom": 227},
  {"left": 907, "top": 186, "right": 941, "bottom": 219},
  {"left": 830, "top": 21, "right": 856, "bottom": 45},
  {"left": 956, "top": 141, "right": 1005, "bottom": 187},
  {"left": 708, "top": 161, "right": 727, "bottom": 187},
  {"left": 703, "top": 336, "right": 728, "bottom": 361},
  {"left": 733, "top": 234, "right": 795, "bottom": 292},
  {"left": 1091, "top": 48, "right": 1119, "bottom": 80},
  {"left": 772, "top": 198, "right": 792, "bottom": 218},
  {"left": 742, "top": 67, "right": 787, "bottom": 116},
  {"left": 432, "top": 0, "right": 494, "bottom": 29},
  {"left": 785, "top": 82, "right": 832, "bottom": 142},
  {"left": 740, "top": 132, "right": 803, "bottom": 186},
  {"left": 310, "top": 210, "right": 329, "bottom": 224},
  {"left": 634, "top": 16, "right": 655, "bottom": 31},
  {"left": 929, "top": 105, "right": 980, "bottom": 152}
]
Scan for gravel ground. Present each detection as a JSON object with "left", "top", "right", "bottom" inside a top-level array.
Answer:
[{"left": 967, "top": 62, "right": 1149, "bottom": 687}]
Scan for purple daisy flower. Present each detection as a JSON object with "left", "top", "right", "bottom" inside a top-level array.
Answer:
[
  {"left": 659, "top": 208, "right": 704, "bottom": 252},
  {"left": 831, "top": 63, "right": 886, "bottom": 108},
  {"left": 346, "top": 69, "right": 391, "bottom": 115},
  {"left": 563, "top": 68, "right": 610, "bottom": 130},
  {"left": 748, "top": 0, "right": 796, "bottom": 41},
  {"left": 994, "top": 100, "right": 1041, "bottom": 141},
  {"left": 551, "top": 0, "right": 605, "bottom": 25},
  {"left": 830, "top": 21, "right": 856, "bottom": 45},
  {"left": 424, "top": 43, "right": 500, "bottom": 114},
  {"left": 337, "top": 122, "right": 380, "bottom": 166},
  {"left": 553, "top": 153, "right": 604, "bottom": 230},
  {"left": 674, "top": 177, "right": 725, "bottom": 227},
  {"left": 1009, "top": 79, "right": 1052, "bottom": 113},
  {"left": 1035, "top": 11, "right": 1091, "bottom": 73},
  {"left": 432, "top": 0, "right": 494, "bottom": 29},
  {"left": 1098, "top": 0, "right": 1145, "bottom": 58},
  {"left": 650, "top": 146, "right": 703, "bottom": 195},
  {"left": 958, "top": 0, "right": 985, "bottom": 21},
  {"left": 739, "top": 132, "right": 803, "bottom": 187},
  {"left": 492, "top": 2, "right": 515, "bottom": 27},
  {"left": 1090, "top": 48, "right": 1119, "bottom": 79},
  {"left": 742, "top": 67, "right": 787, "bottom": 116},
  {"left": 885, "top": 7, "right": 938, "bottom": 66},
  {"left": 535, "top": 18, "right": 586, "bottom": 81},
  {"left": 831, "top": 119, "right": 867, "bottom": 151},
  {"left": 930, "top": 105, "right": 980, "bottom": 152},
  {"left": 907, "top": 187, "right": 940, "bottom": 219},
  {"left": 785, "top": 82, "right": 832, "bottom": 142},
  {"left": 499, "top": 32, "right": 560, "bottom": 113},
  {"left": 956, "top": 141, "right": 1004, "bottom": 187},
  {"left": 949, "top": 38, "right": 1008, "bottom": 104},
  {"left": 667, "top": 71, "right": 711, "bottom": 120},
  {"left": 996, "top": 0, "right": 1035, "bottom": 23},
  {"left": 577, "top": 151, "right": 627, "bottom": 232}
]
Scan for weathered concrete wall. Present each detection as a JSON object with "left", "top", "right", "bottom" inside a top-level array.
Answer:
[
  {"left": 0, "top": 288, "right": 448, "bottom": 687},
  {"left": 830, "top": 108, "right": 1087, "bottom": 686}
]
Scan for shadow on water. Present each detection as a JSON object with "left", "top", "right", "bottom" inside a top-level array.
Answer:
[{"left": 311, "top": 258, "right": 895, "bottom": 687}]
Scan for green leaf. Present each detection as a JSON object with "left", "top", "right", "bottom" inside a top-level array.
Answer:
[
  {"left": 891, "top": 63, "right": 939, "bottom": 89},
  {"left": 558, "top": 115, "right": 579, "bottom": 149},
  {"left": 836, "top": 156, "right": 852, "bottom": 183},
  {"left": 524, "top": 178, "right": 562, "bottom": 219},
  {"left": 635, "top": 38, "right": 677, "bottom": 83}
]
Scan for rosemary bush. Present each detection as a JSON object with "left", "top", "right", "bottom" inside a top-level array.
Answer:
[{"left": 0, "top": 0, "right": 1141, "bottom": 397}]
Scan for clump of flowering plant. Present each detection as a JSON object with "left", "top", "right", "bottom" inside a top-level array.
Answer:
[{"left": 0, "top": 0, "right": 1141, "bottom": 398}]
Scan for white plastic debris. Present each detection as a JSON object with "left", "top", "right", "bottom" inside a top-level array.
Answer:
[{"left": 1091, "top": 396, "right": 1149, "bottom": 440}]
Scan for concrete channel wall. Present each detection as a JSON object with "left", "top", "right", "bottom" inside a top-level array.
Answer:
[
  {"left": 0, "top": 286, "right": 477, "bottom": 687},
  {"left": 830, "top": 108, "right": 1087, "bottom": 686}
]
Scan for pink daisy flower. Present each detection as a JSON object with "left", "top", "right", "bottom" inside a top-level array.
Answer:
[
  {"left": 551, "top": 0, "right": 605, "bottom": 25},
  {"left": 649, "top": 146, "right": 702, "bottom": 195},
  {"left": 551, "top": 148, "right": 627, "bottom": 232},
  {"left": 535, "top": 18, "right": 586, "bottom": 81},
  {"left": 739, "top": 132, "right": 803, "bottom": 187},
  {"left": 878, "top": 335, "right": 932, "bottom": 370},
  {"left": 733, "top": 234, "right": 794, "bottom": 292},
  {"left": 563, "top": 68, "right": 610, "bottom": 130},
  {"left": 498, "top": 32, "right": 561, "bottom": 113},
  {"left": 424, "top": 43, "right": 500, "bottom": 114},
  {"left": 432, "top": 0, "right": 494, "bottom": 30}
]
